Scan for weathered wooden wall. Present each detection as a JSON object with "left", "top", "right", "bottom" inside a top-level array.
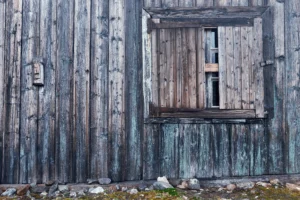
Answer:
[{"left": 0, "top": 0, "right": 299, "bottom": 184}]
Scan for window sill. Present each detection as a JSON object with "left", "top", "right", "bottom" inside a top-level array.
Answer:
[{"left": 144, "top": 117, "right": 265, "bottom": 125}]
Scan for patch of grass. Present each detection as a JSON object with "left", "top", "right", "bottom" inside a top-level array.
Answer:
[{"left": 157, "top": 188, "right": 180, "bottom": 197}]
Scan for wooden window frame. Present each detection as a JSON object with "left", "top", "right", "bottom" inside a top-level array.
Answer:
[{"left": 142, "top": 6, "right": 271, "bottom": 120}]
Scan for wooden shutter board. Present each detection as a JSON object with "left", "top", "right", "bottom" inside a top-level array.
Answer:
[{"left": 197, "top": 28, "right": 205, "bottom": 109}]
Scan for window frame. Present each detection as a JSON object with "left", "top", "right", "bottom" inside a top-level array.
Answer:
[{"left": 142, "top": 6, "right": 270, "bottom": 120}]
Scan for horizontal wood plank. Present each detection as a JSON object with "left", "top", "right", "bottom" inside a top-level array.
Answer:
[
  {"left": 149, "top": 18, "right": 253, "bottom": 30},
  {"left": 150, "top": 106, "right": 257, "bottom": 118},
  {"left": 145, "top": 118, "right": 265, "bottom": 124},
  {"left": 145, "top": 6, "right": 269, "bottom": 19},
  {"left": 205, "top": 63, "right": 219, "bottom": 72}
]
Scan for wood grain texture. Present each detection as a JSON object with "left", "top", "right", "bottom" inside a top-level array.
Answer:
[
  {"left": 20, "top": 0, "right": 39, "bottom": 184},
  {"left": 109, "top": 0, "right": 126, "bottom": 181},
  {"left": 143, "top": 124, "right": 160, "bottom": 180},
  {"left": 160, "top": 124, "right": 179, "bottom": 178},
  {"left": 2, "top": 0, "right": 22, "bottom": 184},
  {"left": 197, "top": 28, "right": 205, "bottom": 108},
  {"left": 73, "top": 0, "right": 91, "bottom": 183},
  {"left": 0, "top": 0, "right": 4, "bottom": 182},
  {"left": 38, "top": 0, "right": 56, "bottom": 183},
  {"left": 285, "top": 0, "right": 300, "bottom": 173},
  {"left": 233, "top": 27, "right": 242, "bottom": 109},
  {"left": 56, "top": 0, "right": 74, "bottom": 183},
  {"left": 90, "top": 0, "right": 109, "bottom": 180},
  {"left": 125, "top": 0, "right": 143, "bottom": 180},
  {"left": 218, "top": 26, "right": 226, "bottom": 109}
]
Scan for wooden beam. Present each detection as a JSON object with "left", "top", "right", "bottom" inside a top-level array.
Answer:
[
  {"left": 145, "top": 118, "right": 265, "bottom": 124},
  {"left": 148, "top": 18, "right": 253, "bottom": 31},
  {"left": 205, "top": 63, "right": 219, "bottom": 72},
  {"left": 145, "top": 6, "right": 269, "bottom": 19},
  {"left": 150, "top": 106, "right": 257, "bottom": 118}
]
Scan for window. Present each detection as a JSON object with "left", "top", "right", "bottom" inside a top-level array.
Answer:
[{"left": 143, "top": 7, "right": 268, "bottom": 119}]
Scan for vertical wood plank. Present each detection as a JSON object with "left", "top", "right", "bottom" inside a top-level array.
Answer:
[
  {"left": 241, "top": 27, "right": 250, "bottom": 109},
  {"left": 164, "top": 29, "right": 171, "bottom": 107},
  {"left": 2, "top": 0, "right": 22, "bottom": 184},
  {"left": 197, "top": 28, "right": 205, "bottom": 109},
  {"left": 231, "top": 125, "right": 250, "bottom": 176},
  {"left": 248, "top": 27, "right": 254, "bottom": 109},
  {"left": 143, "top": 124, "right": 160, "bottom": 180},
  {"left": 181, "top": 29, "right": 189, "bottom": 107},
  {"left": 142, "top": 10, "right": 152, "bottom": 118},
  {"left": 151, "top": 30, "right": 159, "bottom": 106},
  {"left": 160, "top": 124, "right": 179, "bottom": 178},
  {"left": 196, "top": 0, "right": 214, "bottom": 6},
  {"left": 73, "top": 0, "right": 91, "bottom": 183},
  {"left": 20, "top": 0, "right": 39, "bottom": 184},
  {"left": 143, "top": 0, "right": 162, "bottom": 7},
  {"left": 285, "top": 0, "right": 300, "bottom": 173},
  {"left": 159, "top": 29, "right": 166, "bottom": 107},
  {"left": 125, "top": 0, "right": 143, "bottom": 180},
  {"left": 38, "top": 0, "right": 56, "bottom": 183},
  {"left": 56, "top": 0, "right": 74, "bottom": 183},
  {"left": 0, "top": 0, "right": 5, "bottom": 182},
  {"left": 253, "top": 18, "right": 264, "bottom": 117},
  {"left": 90, "top": 0, "right": 109, "bottom": 180},
  {"left": 175, "top": 29, "right": 182, "bottom": 108},
  {"left": 216, "top": 0, "right": 232, "bottom": 6},
  {"left": 249, "top": 124, "right": 267, "bottom": 175},
  {"left": 187, "top": 28, "right": 197, "bottom": 108},
  {"left": 225, "top": 27, "right": 234, "bottom": 109},
  {"left": 233, "top": 27, "right": 242, "bottom": 109},
  {"left": 179, "top": 125, "right": 199, "bottom": 178},
  {"left": 212, "top": 124, "right": 230, "bottom": 177},
  {"left": 218, "top": 27, "right": 226, "bottom": 109},
  {"left": 197, "top": 124, "right": 214, "bottom": 178},
  {"left": 109, "top": 0, "right": 126, "bottom": 182}
]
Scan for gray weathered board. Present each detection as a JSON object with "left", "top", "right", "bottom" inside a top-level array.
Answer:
[{"left": 0, "top": 0, "right": 299, "bottom": 184}]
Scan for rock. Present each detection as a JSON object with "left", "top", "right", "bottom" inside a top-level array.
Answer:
[
  {"left": 138, "top": 183, "right": 147, "bottom": 191},
  {"left": 99, "top": 178, "right": 111, "bottom": 185},
  {"left": 236, "top": 182, "right": 255, "bottom": 189},
  {"left": 121, "top": 187, "right": 128, "bottom": 192},
  {"left": 89, "top": 186, "right": 105, "bottom": 194},
  {"left": 69, "top": 191, "right": 77, "bottom": 198},
  {"left": 188, "top": 179, "right": 201, "bottom": 190},
  {"left": 40, "top": 191, "right": 48, "bottom": 197},
  {"left": 128, "top": 188, "right": 138, "bottom": 194},
  {"left": 115, "top": 185, "right": 121, "bottom": 191},
  {"left": 17, "top": 184, "right": 30, "bottom": 196},
  {"left": 30, "top": 182, "right": 37, "bottom": 187},
  {"left": 48, "top": 182, "right": 58, "bottom": 197},
  {"left": 1, "top": 188, "right": 16, "bottom": 196},
  {"left": 218, "top": 187, "right": 224, "bottom": 192},
  {"left": 256, "top": 182, "right": 271, "bottom": 187},
  {"left": 108, "top": 185, "right": 118, "bottom": 192},
  {"left": 145, "top": 185, "right": 154, "bottom": 191},
  {"left": 286, "top": 183, "right": 300, "bottom": 192},
  {"left": 153, "top": 181, "right": 174, "bottom": 190},
  {"left": 77, "top": 190, "right": 86, "bottom": 196},
  {"left": 270, "top": 179, "right": 280, "bottom": 185},
  {"left": 182, "top": 195, "right": 188, "bottom": 200},
  {"left": 169, "top": 179, "right": 182, "bottom": 187},
  {"left": 226, "top": 184, "right": 236, "bottom": 191},
  {"left": 177, "top": 180, "right": 189, "bottom": 189},
  {"left": 45, "top": 180, "right": 55, "bottom": 186},
  {"left": 58, "top": 185, "right": 69, "bottom": 193},
  {"left": 157, "top": 176, "right": 169, "bottom": 184},
  {"left": 87, "top": 179, "right": 98, "bottom": 184},
  {"left": 30, "top": 185, "right": 49, "bottom": 193}
]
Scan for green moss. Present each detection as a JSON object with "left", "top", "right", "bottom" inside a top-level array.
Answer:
[{"left": 156, "top": 188, "right": 180, "bottom": 196}]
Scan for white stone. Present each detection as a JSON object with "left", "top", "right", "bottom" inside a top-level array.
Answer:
[
  {"left": 1, "top": 188, "right": 16, "bottom": 196},
  {"left": 58, "top": 185, "right": 69, "bottom": 192},
  {"left": 89, "top": 187, "right": 105, "bottom": 194},
  {"left": 153, "top": 181, "right": 174, "bottom": 190},
  {"left": 157, "top": 176, "right": 169, "bottom": 184},
  {"left": 128, "top": 189, "right": 138, "bottom": 194},
  {"left": 270, "top": 179, "right": 280, "bottom": 185},
  {"left": 226, "top": 184, "right": 236, "bottom": 191},
  {"left": 236, "top": 182, "right": 255, "bottom": 189},
  {"left": 256, "top": 182, "right": 271, "bottom": 187},
  {"left": 69, "top": 191, "right": 77, "bottom": 198},
  {"left": 40, "top": 191, "right": 48, "bottom": 197},
  {"left": 286, "top": 183, "right": 300, "bottom": 192}
]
